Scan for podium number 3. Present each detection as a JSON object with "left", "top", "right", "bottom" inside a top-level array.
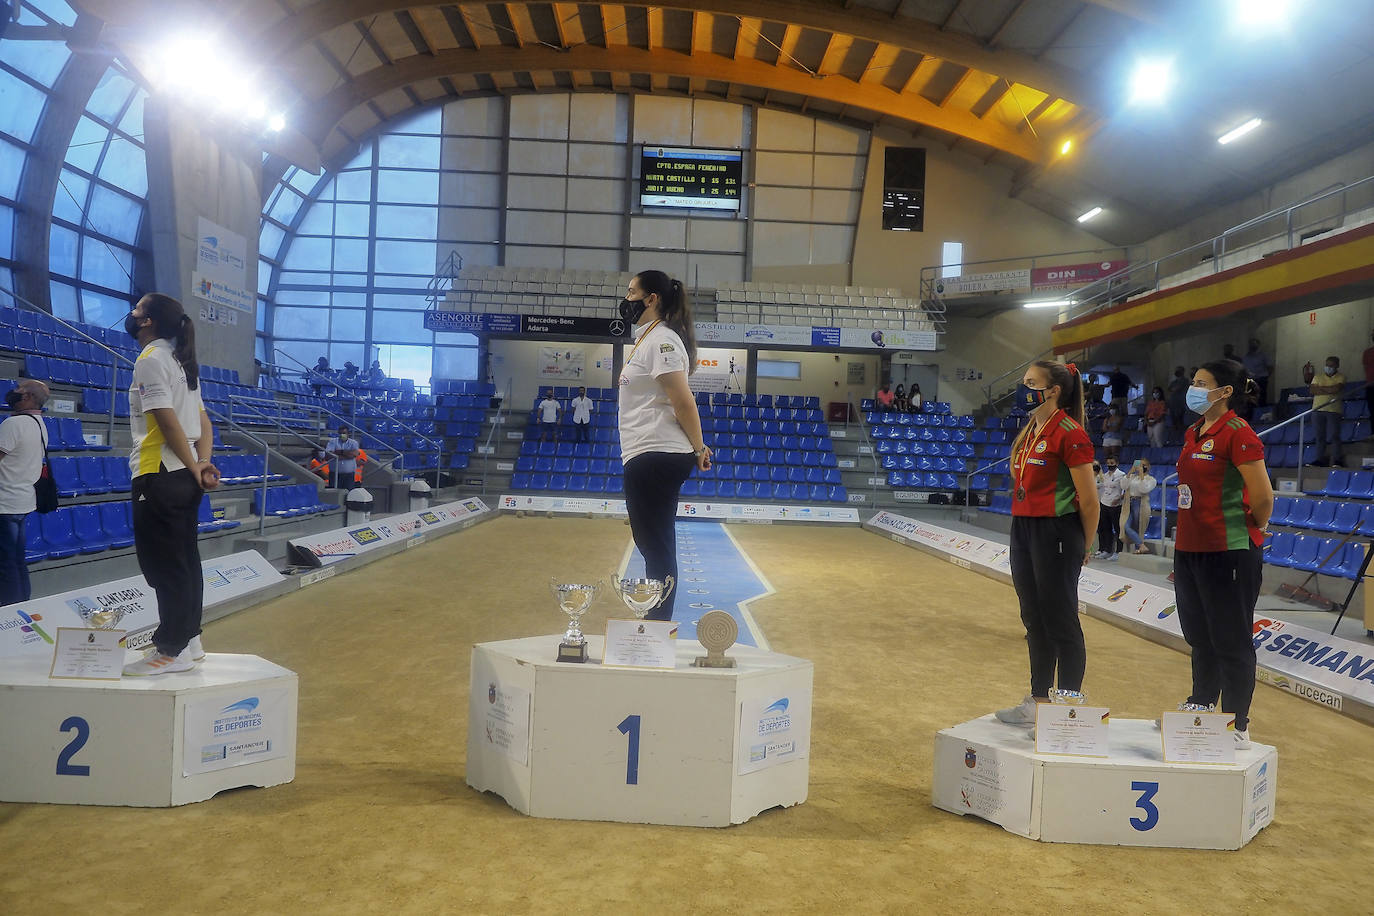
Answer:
[
  {"left": 56, "top": 716, "right": 91, "bottom": 776},
  {"left": 617, "top": 715, "right": 641, "bottom": 785},
  {"left": 1130, "top": 780, "right": 1159, "bottom": 831}
]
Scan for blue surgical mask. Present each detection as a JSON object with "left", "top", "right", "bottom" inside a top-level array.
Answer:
[
  {"left": 1016, "top": 383, "right": 1049, "bottom": 411},
  {"left": 1324, "top": 366, "right": 1336, "bottom": 376},
  {"left": 1185, "top": 385, "right": 1215, "bottom": 414}
]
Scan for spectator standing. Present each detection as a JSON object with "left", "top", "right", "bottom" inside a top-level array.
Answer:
[
  {"left": 1094, "top": 458, "right": 1127, "bottom": 560},
  {"left": 1108, "top": 366, "right": 1131, "bottom": 414},
  {"left": 1242, "top": 339, "right": 1273, "bottom": 407},
  {"left": 1363, "top": 330, "right": 1374, "bottom": 430},
  {"left": 122, "top": 293, "right": 221, "bottom": 677},
  {"left": 1222, "top": 343, "right": 1238, "bottom": 362},
  {"left": 1121, "top": 459, "right": 1157, "bottom": 554},
  {"left": 1145, "top": 386, "right": 1167, "bottom": 448},
  {"left": 1166, "top": 366, "right": 1189, "bottom": 443},
  {"left": 354, "top": 446, "right": 369, "bottom": 485},
  {"left": 1101, "top": 405, "right": 1124, "bottom": 460},
  {"left": 570, "top": 387, "right": 594, "bottom": 443},
  {"left": 1307, "top": 356, "right": 1346, "bottom": 468},
  {"left": 0, "top": 379, "right": 50, "bottom": 605},
  {"left": 325, "top": 424, "right": 361, "bottom": 489},
  {"left": 537, "top": 388, "right": 561, "bottom": 442},
  {"left": 875, "top": 382, "right": 895, "bottom": 411}
]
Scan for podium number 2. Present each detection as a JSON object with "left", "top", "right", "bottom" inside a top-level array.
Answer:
[
  {"left": 1129, "top": 780, "right": 1159, "bottom": 831},
  {"left": 56, "top": 716, "right": 91, "bottom": 776},
  {"left": 617, "top": 715, "right": 641, "bottom": 785}
]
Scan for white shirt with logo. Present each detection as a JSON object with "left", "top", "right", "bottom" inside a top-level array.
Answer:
[
  {"left": 538, "top": 398, "right": 560, "bottom": 423},
  {"left": 571, "top": 395, "right": 593, "bottom": 424},
  {"left": 0, "top": 413, "right": 46, "bottom": 514},
  {"left": 1097, "top": 468, "right": 1127, "bottom": 507},
  {"left": 617, "top": 322, "right": 693, "bottom": 463},
  {"left": 129, "top": 338, "right": 204, "bottom": 477}
]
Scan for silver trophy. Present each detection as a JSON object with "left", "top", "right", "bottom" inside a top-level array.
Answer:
[
  {"left": 70, "top": 596, "right": 125, "bottom": 629},
  {"left": 610, "top": 574, "right": 675, "bottom": 619},
  {"left": 551, "top": 579, "right": 601, "bottom": 663}
]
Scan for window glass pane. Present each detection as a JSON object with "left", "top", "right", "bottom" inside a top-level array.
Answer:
[
  {"left": 373, "top": 273, "right": 430, "bottom": 290},
  {"left": 281, "top": 236, "right": 332, "bottom": 269},
  {"left": 257, "top": 258, "right": 273, "bottom": 295},
  {"left": 268, "top": 188, "right": 304, "bottom": 224},
  {"left": 86, "top": 70, "right": 134, "bottom": 123},
  {"left": 50, "top": 281, "right": 79, "bottom": 321},
  {"left": 0, "top": 69, "right": 48, "bottom": 142},
  {"left": 372, "top": 293, "right": 427, "bottom": 310},
  {"left": 0, "top": 204, "right": 11, "bottom": 258},
  {"left": 340, "top": 144, "right": 375, "bottom": 170},
  {"left": 274, "top": 306, "right": 327, "bottom": 339},
  {"left": 376, "top": 204, "right": 437, "bottom": 239},
  {"left": 333, "top": 203, "right": 371, "bottom": 236},
  {"left": 328, "top": 343, "right": 366, "bottom": 368},
  {"left": 332, "top": 291, "right": 367, "bottom": 308},
  {"left": 255, "top": 303, "right": 267, "bottom": 332},
  {"left": 333, "top": 170, "right": 372, "bottom": 201},
  {"left": 433, "top": 346, "right": 478, "bottom": 380},
  {"left": 288, "top": 167, "right": 321, "bottom": 194},
  {"left": 119, "top": 92, "right": 145, "bottom": 136},
  {"left": 374, "top": 343, "right": 434, "bottom": 385},
  {"left": 376, "top": 169, "right": 438, "bottom": 205},
  {"left": 333, "top": 237, "right": 369, "bottom": 269},
  {"left": 371, "top": 310, "right": 431, "bottom": 343},
  {"left": 296, "top": 202, "right": 334, "bottom": 235},
  {"left": 259, "top": 223, "right": 285, "bottom": 260},
  {"left": 97, "top": 137, "right": 147, "bottom": 196},
  {"left": 275, "top": 289, "right": 330, "bottom": 306},
  {"left": 0, "top": 269, "right": 13, "bottom": 306},
  {"left": 2, "top": 39, "right": 70, "bottom": 84},
  {"left": 64, "top": 116, "right": 107, "bottom": 173},
  {"left": 86, "top": 185, "right": 142, "bottom": 243},
  {"left": 52, "top": 169, "right": 89, "bottom": 224},
  {"left": 277, "top": 270, "right": 335, "bottom": 285},
  {"left": 24, "top": 1, "right": 78, "bottom": 28},
  {"left": 0, "top": 138, "right": 24, "bottom": 198},
  {"left": 374, "top": 239, "right": 436, "bottom": 274},
  {"left": 80, "top": 236, "right": 133, "bottom": 291},
  {"left": 80, "top": 289, "right": 132, "bottom": 328},
  {"left": 255, "top": 336, "right": 267, "bottom": 362},
  {"left": 330, "top": 308, "right": 366, "bottom": 340},
  {"left": 378, "top": 133, "right": 441, "bottom": 168},
  {"left": 757, "top": 359, "right": 801, "bottom": 379},
  {"left": 273, "top": 339, "right": 327, "bottom": 370},
  {"left": 49, "top": 223, "right": 78, "bottom": 276}
]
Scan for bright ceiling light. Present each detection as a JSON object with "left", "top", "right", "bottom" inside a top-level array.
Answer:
[
  {"left": 1077, "top": 206, "right": 1102, "bottom": 223},
  {"left": 1128, "top": 58, "right": 1173, "bottom": 105},
  {"left": 1233, "top": 0, "right": 1291, "bottom": 30},
  {"left": 1024, "top": 300, "right": 1071, "bottom": 309},
  {"left": 267, "top": 113, "right": 286, "bottom": 132},
  {"left": 1059, "top": 139, "right": 1073, "bottom": 156},
  {"left": 1218, "top": 117, "right": 1262, "bottom": 144}
]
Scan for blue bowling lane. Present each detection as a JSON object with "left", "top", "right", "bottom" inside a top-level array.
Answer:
[{"left": 620, "top": 520, "right": 771, "bottom": 648}]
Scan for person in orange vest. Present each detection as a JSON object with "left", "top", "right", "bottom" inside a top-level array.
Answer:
[
  {"left": 353, "top": 447, "right": 369, "bottom": 485},
  {"left": 307, "top": 444, "right": 330, "bottom": 481}
]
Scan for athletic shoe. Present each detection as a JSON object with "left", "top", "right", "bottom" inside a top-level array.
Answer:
[
  {"left": 1234, "top": 729, "right": 1252, "bottom": 750},
  {"left": 188, "top": 635, "right": 205, "bottom": 661},
  {"left": 995, "top": 695, "right": 1039, "bottom": 726},
  {"left": 1107, "top": 553, "right": 1119, "bottom": 562},
  {"left": 123, "top": 648, "right": 196, "bottom": 677}
]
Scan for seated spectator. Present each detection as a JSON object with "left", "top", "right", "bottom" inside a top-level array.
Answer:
[
  {"left": 1122, "top": 459, "right": 1157, "bottom": 555},
  {"left": 893, "top": 384, "right": 909, "bottom": 412},
  {"left": 354, "top": 446, "right": 369, "bottom": 485},
  {"left": 908, "top": 382, "right": 923, "bottom": 413},
  {"left": 342, "top": 361, "right": 359, "bottom": 382},
  {"left": 367, "top": 360, "right": 386, "bottom": 384},
  {"left": 1145, "top": 386, "right": 1167, "bottom": 448},
  {"left": 537, "top": 388, "right": 561, "bottom": 442},
  {"left": 875, "top": 382, "right": 895, "bottom": 410},
  {"left": 314, "top": 356, "right": 329, "bottom": 375},
  {"left": 307, "top": 444, "right": 330, "bottom": 481}
]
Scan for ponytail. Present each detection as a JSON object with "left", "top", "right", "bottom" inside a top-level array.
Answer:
[
  {"left": 635, "top": 270, "right": 697, "bottom": 374},
  {"left": 136, "top": 293, "right": 200, "bottom": 391}
]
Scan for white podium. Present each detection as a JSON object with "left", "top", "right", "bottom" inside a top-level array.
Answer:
[
  {"left": 932, "top": 715, "right": 1277, "bottom": 849},
  {"left": 466, "top": 634, "right": 812, "bottom": 827},
  {"left": 0, "top": 654, "right": 298, "bottom": 807}
]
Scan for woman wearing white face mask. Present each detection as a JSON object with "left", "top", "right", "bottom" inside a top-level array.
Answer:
[{"left": 1173, "top": 359, "right": 1273, "bottom": 749}]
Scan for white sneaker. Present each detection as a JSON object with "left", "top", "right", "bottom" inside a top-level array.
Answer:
[
  {"left": 995, "top": 695, "right": 1039, "bottom": 726},
  {"left": 1234, "top": 729, "right": 1252, "bottom": 750},
  {"left": 188, "top": 635, "right": 205, "bottom": 661},
  {"left": 123, "top": 648, "right": 196, "bottom": 677}
]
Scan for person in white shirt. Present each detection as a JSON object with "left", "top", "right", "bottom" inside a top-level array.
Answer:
[
  {"left": 122, "top": 294, "right": 221, "bottom": 677},
  {"left": 1121, "top": 459, "right": 1158, "bottom": 554},
  {"left": 616, "top": 269, "right": 711, "bottom": 621},
  {"left": 537, "top": 389, "right": 561, "bottom": 442},
  {"left": 1093, "top": 458, "right": 1127, "bottom": 560},
  {"left": 325, "top": 424, "right": 361, "bottom": 490},
  {"left": 570, "top": 387, "right": 594, "bottom": 443},
  {"left": 0, "top": 378, "right": 50, "bottom": 605}
]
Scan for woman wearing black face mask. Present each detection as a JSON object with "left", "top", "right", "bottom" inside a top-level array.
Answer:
[
  {"left": 995, "top": 359, "right": 1099, "bottom": 727},
  {"left": 615, "top": 270, "right": 710, "bottom": 621},
  {"left": 121, "top": 293, "right": 223, "bottom": 677}
]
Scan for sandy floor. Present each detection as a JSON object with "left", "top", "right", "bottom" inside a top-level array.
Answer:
[{"left": 3, "top": 515, "right": 1372, "bottom": 915}]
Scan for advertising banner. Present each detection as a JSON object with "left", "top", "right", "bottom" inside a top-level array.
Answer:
[
  {"left": 287, "top": 498, "right": 492, "bottom": 567},
  {"left": 183, "top": 687, "right": 293, "bottom": 776},
  {"left": 424, "top": 311, "right": 520, "bottom": 334},
  {"left": 193, "top": 217, "right": 253, "bottom": 312},
  {"left": 536, "top": 346, "right": 586, "bottom": 380},
  {"left": 500, "top": 494, "right": 859, "bottom": 524},
  {"left": 1031, "top": 260, "right": 1128, "bottom": 290},
  {"left": 935, "top": 269, "right": 1030, "bottom": 296}
]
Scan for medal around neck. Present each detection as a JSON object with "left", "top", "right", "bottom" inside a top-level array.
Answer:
[
  {"left": 693, "top": 610, "right": 738, "bottom": 668},
  {"left": 610, "top": 574, "right": 674, "bottom": 619},
  {"left": 551, "top": 579, "right": 602, "bottom": 663}
]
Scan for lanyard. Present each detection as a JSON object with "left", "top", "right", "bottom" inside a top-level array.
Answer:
[
  {"left": 1012, "top": 408, "right": 1060, "bottom": 496},
  {"left": 623, "top": 319, "right": 663, "bottom": 372}
]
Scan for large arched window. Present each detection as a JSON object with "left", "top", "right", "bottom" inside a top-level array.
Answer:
[{"left": 261, "top": 106, "right": 479, "bottom": 386}]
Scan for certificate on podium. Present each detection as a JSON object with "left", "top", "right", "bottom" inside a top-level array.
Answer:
[
  {"left": 1161, "top": 711, "right": 1236, "bottom": 764},
  {"left": 49, "top": 628, "right": 125, "bottom": 680},
  {"left": 1034, "top": 704, "right": 1110, "bottom": 757},
  {"left": 602, "top": 619, "right": 678, "bottom": 669}
]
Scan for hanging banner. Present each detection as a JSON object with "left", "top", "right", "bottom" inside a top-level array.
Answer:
[
  {"left": 537, "top": 346, "right": 586, "bottom": 380},
  {"left": 934, "top": 269, "right": 1030, "bottom": 296},
  {"left": 1031, "top": 260, "right": 1129, "bottom": 290},
  {"left": 193, "top": 217, "right": 253, "bottom": 312}
]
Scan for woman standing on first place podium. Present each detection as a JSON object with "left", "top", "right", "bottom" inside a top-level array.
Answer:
[
  {"left": 996, "top": 360, "right": 1100, "bottom": 726},
  {"left": 121, "top": 294, "right": 222, "bottom": 677},
  {"left": 1172, "top": 359, "right": 1272, "bottom": 749},
  {"left": 616, "top": 270, "right": 712, "bottom": 622}
]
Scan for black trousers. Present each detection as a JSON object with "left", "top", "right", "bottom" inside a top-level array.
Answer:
[
  {"left": 1009, "top": 514, "right": 1087, "bottom": 697},
  {"left": 132, "top": 468, "right": 204, "bottom": 657},
  {"left": 1173, "top": 546, "right": 1263, "bottom": 731},
  {"left": 623, "top": 451, "right": 696, "bottom": 621},
  {"left": 574, "top": 421, "right": 590, "bottom": 442},
  {"left": 1097, "top": 504, "right": 1122, "bottom": 554}
]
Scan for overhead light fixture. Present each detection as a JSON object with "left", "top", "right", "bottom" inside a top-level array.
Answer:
[
  {"left": 1218, "top": 117, "right": 1262, "bottom": 144},
  {"left": 1233, "top": 0, "right": 1291, "bottom": 30},
  {"left": 1128, "top": 58, "right": 1173, "bottom": 105},
  {"left": 1024, "top": 300, "right": 1071, "bottom": 309},
  {"left": 267, "top": 113, "right": 286, "bottom": 132},
  {"left": 1077, "top": 206, "right": 1102, "bottom": 223},
  {"left": 1059, "top": 139, "right": 1073, "bottom": 156}
]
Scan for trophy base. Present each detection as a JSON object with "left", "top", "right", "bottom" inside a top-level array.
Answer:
[
  {"left": 693, "top": 654, "right": 736, "bottom": 669},
  {"left": 556, "top": 641, "right": 588, "bottom": 663}
]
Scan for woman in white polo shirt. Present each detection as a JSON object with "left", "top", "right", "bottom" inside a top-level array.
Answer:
[
  {"left": 616, "top": 270, "right": 711, "bottom": 621},
  {"left": 122, "top": 294, "right": 222, "bottom": 677}
]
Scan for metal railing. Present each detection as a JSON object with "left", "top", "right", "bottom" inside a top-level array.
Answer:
[
  {"left": 918, "top": 245, "right": 1135, "bottom": 304},
  {"left": 479, "top": 376, "right": 513, "bottom": 498},
  {"left": 980, "top": 346, "right": 1089, "bottom": 416},
  {"left": 846, "top": 399, "right": 881, "bottom": 507},
  {"left": 962, "top": 454, "right": 1012, "bottom": 520},
  {"left": 231, "top": 387, "right": 406, "bottom": 476},
  {"left": 426, "top": 249, "right": 463, "bottom": 309}
]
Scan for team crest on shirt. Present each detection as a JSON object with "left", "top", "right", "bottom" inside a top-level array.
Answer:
[
  {"left": 1035, "top": 440, "right": 1048, "bottom": 453},
  {"left": 659, "top": 343, "right": 675, "bottom": 353},
  {"left": 1201, "top": 439, "right": 1215, "bottom": 452}
]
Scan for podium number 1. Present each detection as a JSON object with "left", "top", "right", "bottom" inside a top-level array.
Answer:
[
  {"left": 56, "top": 716, "right": 91, "bottom": 776},
  {"left": 617, "top": 714, "right": 641, "bottom": 785},
  {"left": 1129, "top": 780, "right": 1159, "bottom": 831}
]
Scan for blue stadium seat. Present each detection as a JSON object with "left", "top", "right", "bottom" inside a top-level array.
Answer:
[
  {"left": 25, "top": 516, "right": 50, "bottom": 563},
  {"left": 1345, "top": 470, "right": 1374, "bottom": 500},
  {"left": 1285, "top": 535, "right": 1322, "bottom": 572},
  {"left": 1306, "top": 499, "right": 1338, "bottom": 532},
  {"left": 70, "top": 504, "right": 110, "bottom": 553},
  {"left": 48, "top": 456, "right": 84, "bottom": 498},
  {"left": 511, "top": 472, "right": 532, "bottom": 489},
  {"left": 1285, "top": 499, "right": 1315, "bottom": 529},
  {"left": 1328, "top": 501, "right": 1362, "bottom": 534},
  {"left": 1268, "top": 496, "right": 1294, "bottom": 526},
  {"left": 40, "top": 510, "right": 81, "bottom": 560},
  {"left": 99, "top": 501, "right": 135, "bottom": 549}
]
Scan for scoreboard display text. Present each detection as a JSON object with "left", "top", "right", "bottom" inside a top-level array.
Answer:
[{"left": 639, "top": 147, "right": 742, "bottom": 211}]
